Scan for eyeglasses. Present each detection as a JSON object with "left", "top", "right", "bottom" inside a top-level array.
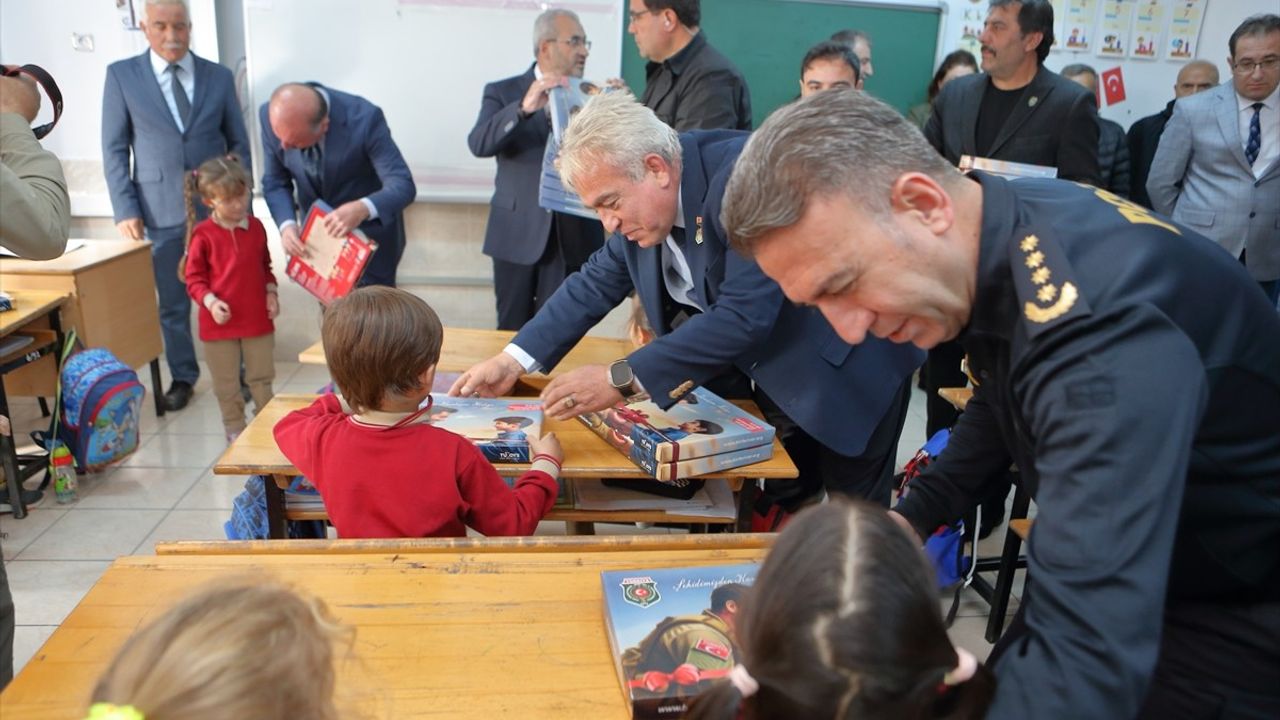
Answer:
[
  {"left": 628, "top": 9, "right": 657, "bottom": 23},
  {"left": 558, "top": 37, "right": 592, "bottom": 50},
  {"left": 1232, "top": 57, "right": 1280, "bottom": 75}
]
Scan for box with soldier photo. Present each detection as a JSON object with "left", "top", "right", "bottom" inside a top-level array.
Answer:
[
  {"left": 577, "top": 388, "right": 776, "bottom": 482},
  {"left": 423, "top": 394, "right": 543, "bottom": 464},
  {"left": 601, "top": 563, "right": 759, "bottom": 719}
]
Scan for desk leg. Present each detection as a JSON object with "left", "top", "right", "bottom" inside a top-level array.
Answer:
[
  {"left": 149, "top": 359, "right": 166, "bottom": 417},
  {"left": 984, "top": 485, "right": 1031, "bottom": 643},
  {"left": 566, "top": 521, "right": 596, "bottom": 535},
  {"left": 0, "top": 383, "right": 26, "bottom": 520},
  {"left": 265, "top": 474, "right": 286, "bottom": 539},
  {"left": 735, "top": 479, "right": 758, "bottom": 533}
]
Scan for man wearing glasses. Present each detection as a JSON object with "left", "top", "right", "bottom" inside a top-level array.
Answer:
[
  {"left": 468, "top": 8, "right": 605, "bottom": 330},
  {"left": 628, "top": 0, "right": 751, "bottom": 131},
  {"left": 1148, "top": 13, "right": 1280, "bottom": 304}
]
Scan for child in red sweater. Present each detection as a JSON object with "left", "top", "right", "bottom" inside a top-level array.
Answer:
[
  {"left": 180, "top": 156, "right": 278, "bottom": 442},
  {"left": 274, "top": 287, "right": 564, "bottom": 538}
]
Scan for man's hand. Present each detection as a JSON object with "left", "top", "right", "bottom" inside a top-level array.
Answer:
[
  {"left": 527, "top": 431, "right": 564, "bottom": 465},
  {"left": 0, "top": 74, "right": 40, "bottom": 122},
  {"left": 321, "top": 200, "right": 370, "bottom": 238},
  {"left": 116, "top": 218, "right": 144, "bottom": 241},
  {"left": 888, "top": 509, "right": 924, "bottom": 544},
  {"left": 450, "top": 353, "right": 525, "bottom": 397},
  {"left": 540, "top": 364, "right": 624, "bottom": 421},
  {"left": 520, "top": 75, "right": 566, "bottom": 116},
  {"left": 266, "top": 292, "right": 280, "bottom": 319},
  {"left": 280, "top": 224, "right": 307, "bottom": 258},
  {"left": 209, "top": 298, "right": 232, "bottom": 325}
]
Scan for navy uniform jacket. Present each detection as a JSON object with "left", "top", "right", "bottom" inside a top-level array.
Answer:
[
  {"left": 513, "top": 132, "right": 923, "bottom": 457},
  {"left": 467, "top": 65, "right": 604, "bottom": 267},
  {"left": 259, "top": 85, "right": 415, "bottom": 287},
  {"left": 896, "top": 173, "right": 1280, "bottom": 719}
]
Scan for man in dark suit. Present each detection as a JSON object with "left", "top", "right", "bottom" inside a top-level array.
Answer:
[
  {"left": 260, "top": 83, "right": 415, "bottom": 288},
  {"left": 628, "top": 0, "right": 751, "bottom": 131},
  {"left": 452, "top": 93, "right": 923, "bottom": 511},
  {"left": 468, "top": 9, "right": 605, "bottom": 330},
  {"left": 102, "top": 0, "right": 251, "bottom": 411},
  {"left": 921, "top": 0, "right": 1098, "bottom": 494},
  {"left": 1062, "top": 63, "right": 1130, "bottom": 198},
  {"left": 1127, "top": 60, "right": 1219, "bottom": 209}
]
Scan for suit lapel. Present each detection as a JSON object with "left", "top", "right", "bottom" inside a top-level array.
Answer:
[
  {"left": 959, "top": 76, "right": 985, "bottom": 157},
  {"left": 989, "top": 68, "right": 1054, "bottom": 157},
  {"left": 677, "top": 135, "right": 710, "bottom": 303},
  {"left": 1213, "top": 87, "right": 1253, "bottom": 174},
  {"left": 135, "top": 52, "right": 181, "bottom": 134},
  {"left": 185, "top": 55, "right": 212, "bottom": 135}
]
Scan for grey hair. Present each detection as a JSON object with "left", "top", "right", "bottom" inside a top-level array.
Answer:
[
  {"left": 532, "top": 8, "right": 580, "bottom": 56},
  {"left": 145, "top": 0, "right": 189, "bottom": 11},
  {"left": 721, "top": 89, "right": 960, "bottom": 255},
  {"left": 558, "top": 91, "right": 682, "bottom": 192}
]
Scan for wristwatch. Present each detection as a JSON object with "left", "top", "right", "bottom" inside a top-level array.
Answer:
[{"left": 609, "top": 359, "right": 647, "bottom": 403}]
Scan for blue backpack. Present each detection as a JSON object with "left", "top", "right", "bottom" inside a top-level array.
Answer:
[{"left": 56, "top": 331, "right": 145, "bottom": 472}]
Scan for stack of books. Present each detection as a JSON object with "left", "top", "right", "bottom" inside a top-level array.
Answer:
[{"left": 578, "top": 388, "right": 775, "bottom": 482}]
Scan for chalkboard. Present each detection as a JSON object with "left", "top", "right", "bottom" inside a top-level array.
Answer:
[{"left": 621, "top": 0, "right": 943, "bottom": 127}]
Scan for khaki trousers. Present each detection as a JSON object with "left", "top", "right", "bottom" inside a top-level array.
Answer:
[{"left": 203, "top": 333, "right": 275, "bottom": 434}]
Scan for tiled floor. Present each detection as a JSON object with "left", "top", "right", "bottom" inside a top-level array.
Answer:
[{"left": 1, "top": 365, "right": 1023, "bottom": 678}]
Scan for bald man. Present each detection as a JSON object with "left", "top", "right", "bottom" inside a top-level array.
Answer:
[
  {"left": 1127, "top": 60, "right": 1219, "bottom": 208},
  {"left": 259, "top": 83, "right": 415, "bottom": 287}
]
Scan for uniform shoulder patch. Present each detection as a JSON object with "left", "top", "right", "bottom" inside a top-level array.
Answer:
[
  {"left": 1010, "top": 231, "right": 1091, "bottom": 336},
  {"left": 692, "top": 638, "right": 731, "bottom": 660}
]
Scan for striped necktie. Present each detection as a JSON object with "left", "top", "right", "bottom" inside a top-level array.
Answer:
[{"left": 1244, "top": 103, "right": 1262, "bottom": 167}]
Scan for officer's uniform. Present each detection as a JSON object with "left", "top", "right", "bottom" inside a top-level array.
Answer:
[
  {"left": 895, "top": 172, "right": 1280, "bottom": 720},
  {"left": 621, "top": 610, "right": 736, "bottom": 697}
]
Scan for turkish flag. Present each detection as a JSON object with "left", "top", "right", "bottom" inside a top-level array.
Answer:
[{"left": 1102, "top": 66, "right": 1127, "bottom": 106}]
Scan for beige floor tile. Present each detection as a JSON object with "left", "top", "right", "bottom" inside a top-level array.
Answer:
[
  {"left": 6, "top": 560, "right": 111, "bottom": 625},
  {"left": 14, "top": 508, "right": 167, "bottom": 560},
  {"left": 0, "top": 506, "right": 68, "bottom": 560},
  {"left": 121, "top": 432, "right": 229, "bottom": 469},
  {"left": 73, "top": 465, "right": 204, "bottom": 510},
  {"left": 947, "top": 614, "right": 997, "bottom": 658},
  {"left": 176, "top": 469, "right": 252, "bottom": 510},
  {"left": 135, "top": 509, "right": 231, "bottom": 554}
]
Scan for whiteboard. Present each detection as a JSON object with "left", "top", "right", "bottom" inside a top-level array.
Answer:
[{"left": 242, "top": 0, "right": 624, "bottom": 202}]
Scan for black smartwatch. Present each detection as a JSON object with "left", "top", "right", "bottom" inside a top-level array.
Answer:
[{"left": 609, "top": 359, "right": 646, "bottom": 402}]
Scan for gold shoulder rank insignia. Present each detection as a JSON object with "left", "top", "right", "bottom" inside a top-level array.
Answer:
[{"left": 1011, "top": 232, "right": 1091, "bottom": 334}]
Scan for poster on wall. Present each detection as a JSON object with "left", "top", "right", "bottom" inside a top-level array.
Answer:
[
  {"left": 1063, "top": 0, "right": 1098, "bottom": 52},
  {"left": 1048, "top": 0, "right": 1066, "bottom": 51},
  {"left": 1129, "top": 0, "right": 1164, "bottom": 60},
  {"left": 1097, "top": 0, "right": 1134, "bottom": 58},
  {"left": 956, "top": 0, "right": 985, "bottom": 57},
  {"left": 1166, "top": 0, "right": 1206, "bottom": 60}
]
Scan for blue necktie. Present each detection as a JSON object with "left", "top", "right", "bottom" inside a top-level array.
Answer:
[
  {"left": 167, "top": 65, "right": 191, "bottom": 129},
  {"left": 1244, "top": 102, "right": 1262, "bottom": 167},
  {"left": 302, "top": 143, "right": 323, "bottom": 191}
]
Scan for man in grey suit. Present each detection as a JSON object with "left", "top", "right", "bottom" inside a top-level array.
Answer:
[
  {"left": 102, "top": 0, "right": 251, "bottom": 411},
  {"left": 1148, "top": 14, "right": 1280, "bottom": 304}
]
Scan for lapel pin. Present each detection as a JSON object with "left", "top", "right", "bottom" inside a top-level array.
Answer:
[
  {"left": 1028, "top": 96, "right": 1039, "bottom": 107},
  {"left": 695, "top": 216, "right": 704, "bottom": 244}
]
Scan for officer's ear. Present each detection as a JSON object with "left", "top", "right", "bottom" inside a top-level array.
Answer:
[
  {"left": 889, "top": 172, "right": 953, "bottom": 235},
  {"left": 724, "top": 599, "right": 739, "bottom": 615}
]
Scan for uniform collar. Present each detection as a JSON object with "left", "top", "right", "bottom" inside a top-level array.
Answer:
[
  {"left": 962, "top": 172, "right": 1019, "bottom": 342},
  {"left": 210, "top": 215, "right": 249, "bottom": 231},
  {"left": 339, "top": 394, "right": 434, "bottom": 429}
]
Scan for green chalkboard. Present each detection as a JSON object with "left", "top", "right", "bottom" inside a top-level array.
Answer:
[{"left": 621, "top": 0, "right": 942, "bottom": 127}]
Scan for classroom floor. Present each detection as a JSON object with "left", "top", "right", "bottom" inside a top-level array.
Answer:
[{"left": 1, "top": 364, "right": 1021, "bottom": 679}]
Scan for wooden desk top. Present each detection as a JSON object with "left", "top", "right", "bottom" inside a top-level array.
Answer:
[
  {"left": 299, "top": 327, "right": 632, "bottom": 378},
  {"left": 937, "top": 386, "right": 973, "bottom": 412},
  {"left": 0, "top": 537, "right": 769, "bottom": 719},
  {"left": 0, "top": 239, "right": 150, "bottom": 276},
  {"left": 215, "top": 394, "right": 797, "bottom": 480},
  {"left": 0, "top": 290, "right": 67, "bottom": 336}
]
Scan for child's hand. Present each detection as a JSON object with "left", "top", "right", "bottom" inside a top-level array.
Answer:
[
  {"left": 266, "top": 292, "right": 279, "bottom": 319},
  {"left": 527, "top": 431, "right": 563, "bottom": 464},
  {"left": 210, "top": 299, "right": 232, "bottom": 325}
]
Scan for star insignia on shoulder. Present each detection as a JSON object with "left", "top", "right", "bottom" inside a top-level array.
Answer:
[
  {"left": 1037, "top": 284, "right": 1057, "bottom": 302},
  {"left": 1011, "top": 233, "right": 1086, "bottom": 327},
  {"left": 1031, "top": 267, "right": 1051, "bottom": 285},
  {"left": 1024, "top": 251, "right": 1044, "bottom": 269},
  {"left": 1020, "top": 236, "right": 1039, "bottom": 252}
]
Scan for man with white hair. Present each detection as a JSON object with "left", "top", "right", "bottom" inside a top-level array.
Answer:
[
  {"left": 468, "top": 8, "right": 605, "bottom": 330},
  {"left": 102, "top": 0, "right": 251, "bottom": 412},
  {"left": 453, "top": 93, "right": 922, "bottom": 517}
]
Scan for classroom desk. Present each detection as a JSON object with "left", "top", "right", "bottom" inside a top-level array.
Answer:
[
  {"left": 0, "top": 290, "right": 67, "bottom": 518},
  {"left": 299, "top": 327, "right": 632, "bottom": 390},
  {"left": 214, "top": 394, "right": 797, "bottom": 537},
  {"left": 0, "top": 534, "right": 772, "bottom": 719},
  {"left": 0, "top": 240, "right": 167, "bottom": 417}
]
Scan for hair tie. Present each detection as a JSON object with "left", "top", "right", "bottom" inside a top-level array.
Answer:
[
  {"left": 191, "top": 169, "right": 199, "bottom": 177},
  {"left": 727, "top": 663, "right": 759, "bottom": 698},
  {"left": 943, "top": 647, "right": 978, "bottom": 686},
  {"left": 85, "top": 704, "right": 145, "bottom": 720}
]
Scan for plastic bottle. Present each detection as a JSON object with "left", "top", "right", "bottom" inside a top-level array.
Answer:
[{"left": 52, "top": 445, "right": 78, "bottom": 504}]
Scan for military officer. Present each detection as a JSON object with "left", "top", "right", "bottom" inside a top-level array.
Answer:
[
  {"left": 621, "top": 583, "right": 745, "bottom": 696},
  {"left": 720, "top": 90, "right": 1280, "bottom": 720},
  {"left": 452, "top": 92, "right": 923, "bottom": 510}
]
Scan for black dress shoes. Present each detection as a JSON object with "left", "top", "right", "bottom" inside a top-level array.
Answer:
[{"left": 165, "top": 381, "right": 195, "bottom": 411}]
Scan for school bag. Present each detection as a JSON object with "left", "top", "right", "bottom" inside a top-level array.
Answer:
[
  {"left": 225, "top": 475, "right": 326, "bottom": 540},
  {"left": 894, "top": 429, "right": 978, "bottom": 627},
  {"left": 53, "top": 330, "right": 145, "bottom": 472}
]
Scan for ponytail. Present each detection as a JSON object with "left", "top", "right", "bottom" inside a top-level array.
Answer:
[
  {"left": 178, "top": 168, "right": 200, "bottom": 282},
  {"left": 685, "top": 678, "right": 745, "bottom": 720},
  {"left": 932, "top": 662, "right": 996, "bottom": 720}
]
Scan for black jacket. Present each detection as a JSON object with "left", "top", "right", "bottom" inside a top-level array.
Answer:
[
  {"left": 1127, "top": 100, "right": 1175, "bottom": 208},
  {"left": 641, "top": 32, "right": 751, "bottom": 132},
  {"left": 1098, "top": 116, "right": 1130, "bottom": 198}
]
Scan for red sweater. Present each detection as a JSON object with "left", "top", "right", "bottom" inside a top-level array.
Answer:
[
  {"left": 184, "top": 216, "right": 276, "bottom": 342},
  {"left": 273, "top": 394, "right": 560, "bottom": 538}
]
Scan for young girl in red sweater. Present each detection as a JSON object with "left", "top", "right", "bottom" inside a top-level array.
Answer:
[{"left": 181, "top": 156, "right": 278, "bottom": 442}]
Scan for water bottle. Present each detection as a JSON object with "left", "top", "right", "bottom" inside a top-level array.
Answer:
[{"left": 51, "top": 445, "right": 78, "bottom": 504}]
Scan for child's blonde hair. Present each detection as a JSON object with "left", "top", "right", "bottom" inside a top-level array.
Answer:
[
  {"left": 89, "top": 578, "right": 351, "bottom": 720},
  {"left": 179, "top": 154, "right": 251, "bottom": 281},
  {"left": 626, "top": 292, "right": 655, "bottom": 348}
]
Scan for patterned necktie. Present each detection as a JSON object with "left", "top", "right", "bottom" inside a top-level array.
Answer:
[
  {"left": 167, "top": 65, "right": 191, "bottom": 129},
  {"left": 1244, "top": 102, "right": 1263, "bottom": 167},
  {"left": 302, "top": 143, "right": 323, "bottom": 191}
]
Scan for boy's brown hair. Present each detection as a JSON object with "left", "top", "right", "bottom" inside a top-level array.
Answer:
[{"left": 322, "top": 286, "right": 443, "bottom": 413}]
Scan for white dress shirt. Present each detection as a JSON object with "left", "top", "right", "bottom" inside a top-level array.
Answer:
[
  {"left": 148, "top": 50, "right": 194, "bottom": 133},
  {"left": 1238, "top": 84, "right": 1279, "bottom": 179}
]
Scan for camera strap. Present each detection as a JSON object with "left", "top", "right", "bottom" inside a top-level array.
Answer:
[{"left": 3, "top": 64, "right": 63, "bottom": 139}]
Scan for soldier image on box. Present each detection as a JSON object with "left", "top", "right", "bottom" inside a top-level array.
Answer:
[{"left": 620, "top": 583, "right": 747, "bottom": 697}]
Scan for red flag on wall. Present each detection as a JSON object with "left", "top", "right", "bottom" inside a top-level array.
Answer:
[{"left": 1101, "top": 66, "right": 1127, "bottom": 106}]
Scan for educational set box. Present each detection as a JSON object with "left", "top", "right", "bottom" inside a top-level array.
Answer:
[
  {"left": 538, "top": 78, "right": 615, "bottom": 220},
  {"left": 425, "top": 394, "right": 542, "bottom": 464},
  {"left": 577, "top": 388, "right": 775, "bottom": 482},
  {"left": 287, "top": 200, "right": 378, "bottom": 305},
  {"left": 601, "top": 563, "right": 759, "bottom": 719}
]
